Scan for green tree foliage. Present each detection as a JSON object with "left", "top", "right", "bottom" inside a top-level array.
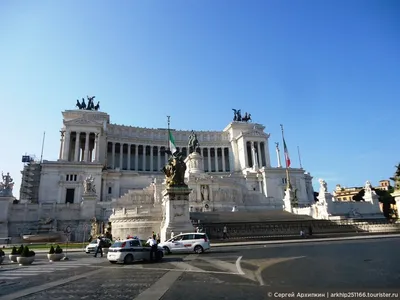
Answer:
[{"left": 352, "top": 188, "right": 395, "bottom": 219}]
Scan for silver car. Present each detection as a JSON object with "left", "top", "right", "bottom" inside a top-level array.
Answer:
[{"left": 107, "top": 239, "right": 164, "bottom": 264}]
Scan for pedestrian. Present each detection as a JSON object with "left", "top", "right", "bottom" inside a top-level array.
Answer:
[
  {"left": 146, "top": 236, "right": 157, "bottom": 261},
  {"left": 94, "top": 236, "right": 103, "bottom": 257},
  {"left": 156, "top": 233, "right": 160, "bottom": 244},
  {"left": 308, "top": 225, "right": 313, "bottom": 237},
  {"left": 223, "top": 225, "right": 228, "bottom": 239},
  {"left": 170, "top": 231, "right": 174, "bottom": 239},
  {"left": 152, "top": 231, "right": 157, "bottom": 240}
]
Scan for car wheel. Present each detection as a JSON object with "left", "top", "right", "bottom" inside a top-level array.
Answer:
[
  {"left": 124, "top": 254, "right": 134, "bottom": 264},
  {"left": 194, "top": 245, "right": 204, "bottom": 254},
  {"left": 163, "top": 246, "right": 171, "bottom": 254}
]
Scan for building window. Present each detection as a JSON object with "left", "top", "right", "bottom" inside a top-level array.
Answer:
[
  {"left": 65, "top": 188, "right": 75, "bottom": 204},
  {"left": 282, "top": 178, "right": 287, "bottom": 184},
  {"left": 108, "top": 187, "right": 112, "bottom": 194},
  {"left": 66, "top": 175, "right": 69, "bottom": 181}
]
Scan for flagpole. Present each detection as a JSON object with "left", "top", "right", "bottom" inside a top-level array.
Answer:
[
  {"left": 297, "top": 145, "right": 303, "bottom": 169},
  {"left": 280, "top": 124, "right": 291, "bottom": 190},
  {"left": 167, "top": 115, "right": 170, "bottom": 151}
]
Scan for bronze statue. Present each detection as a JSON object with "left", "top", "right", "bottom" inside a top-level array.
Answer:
[
  {"left": 75, "top": 96, "right": 99, "bottom": 111},
  {"left": 188, "top": 130, "right": 200, "bottom": 154},
  {"left": 232, "top": 109, "right": 242, "bottom": 121},
  {"left": 242, "top": 112, "right": 252, "bottom": 122},
  {"left": 162, "top": 152, "right": 188, "bottom": 188}
]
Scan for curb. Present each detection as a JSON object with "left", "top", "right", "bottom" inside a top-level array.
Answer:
[{"left": 210, "top": 233, "right": 400, "bottom": 247}]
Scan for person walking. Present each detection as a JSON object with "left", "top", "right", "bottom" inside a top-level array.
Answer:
[
  {"left": 223, "top": 225, "right": 228, "bottom": 239},
  {"left": 146, "top": 236, "right": 157, "bottom": 261},
  {"left": 94, "top": 236, "right": 103, "bottom": 257}
]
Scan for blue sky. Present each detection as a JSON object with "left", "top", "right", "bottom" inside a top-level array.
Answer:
[{"left": 1, "top": 0, "right": 399, "bottom": 198}]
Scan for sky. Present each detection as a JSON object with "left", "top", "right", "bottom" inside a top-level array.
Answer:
[{"left": 1, "top": 0, "right": 399, "bottom": 198}]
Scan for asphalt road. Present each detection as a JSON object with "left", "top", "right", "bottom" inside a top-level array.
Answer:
[{"left": 0, "top": 237, "right": 399, "bottom": 300}]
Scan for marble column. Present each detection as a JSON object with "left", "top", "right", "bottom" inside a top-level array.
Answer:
[
  {"left": 157, "top": 146, "right": 161, "bottom": 171},
  {"left": 112, "top": 142, "right": 116, "bottom": 169},
  {"left": 59, "top": 131, "right": 65, "bottom": 160},
  {"left": 264, "top": 142, "right": 271, "bottom": 167},
  {"left": 143, "top": 145, "right": 147, "bottom": 171},
  {"left": 207, "top": 148, "right": 211, "bottom": 172},
  {"left": 74, "top": 132, "right": 80, "bottom": 162},
  {"left": 150, "top": 146, "right": 154, "bottom": 172},
  {"left": 127, "top": 144, "right": 131, "bottom": 170},
  {"left": 221, "top": 148, "right": 226, "bottom": 172},
  {"left": 95, "top": 133, "right": 100, "bottom": 162},
  {"left": 245, "top": 142, "right": 249, "bottom": 168},
  {"left": 251, "top": 142, "right": 258, "bottom": 170},
  {"left": 135, "top": 145, "right": 139, "bottom": 171},
  {"left": 257, "top": 142, "right": 262, "bottom": 167},
  {"left": 276, "top": 143, "right": 282, "bottom": 168},
  {"left": 84, "top": 132, "right": 90, "bottom": 162},
  {"left": 119, "top": 143, "right": 124, "bottom": 169},
  {"left": 62, "top": 131, "right": 71, "bottom": 161}
]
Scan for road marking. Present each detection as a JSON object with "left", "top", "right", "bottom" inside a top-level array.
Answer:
[
  {"left": 0, "top": 277, "right": 21, "bottom": 280},
  {"left": 246, "top": 256, "right": 306, "bottom": 286},
  {"left": 0, "top": 269, "right": 100, "bottom": 300},
  {"left": 236, "top": 256, "right": 245, "bottom": 275},
  {"left": 169, "top": 260, "right": 204, "bottom": 272},
  {"left": 183, "top": 254, "right": 199, "bottom": 261},
  {"left": 133, "top": 271, "right": 183, "bottom": 300}
]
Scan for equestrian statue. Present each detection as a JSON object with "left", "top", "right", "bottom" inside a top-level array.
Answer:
[{"left": 188, "top": 130, "right": 200, "bottom": 154}]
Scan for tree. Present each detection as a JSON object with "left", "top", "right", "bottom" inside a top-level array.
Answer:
[
  {"left": 352, "top": 188, "right": 395, "bottom": 219},
  {"left": 390, "top": 163, "right": 400, "bottom": 190}
]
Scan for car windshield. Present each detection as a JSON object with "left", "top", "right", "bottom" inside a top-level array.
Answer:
[
  {"left": 111, "top": 241, "right": 125, "bottom": 248},
  {"left": 90, "top": 241, "right": 97, "bottom": 244}
]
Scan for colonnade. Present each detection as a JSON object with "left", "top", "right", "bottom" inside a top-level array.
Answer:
[
  {"left": 106, "top": 142, "right": 232, "bottom": 173},
  {"left": 59, "top": 131, "right": 100, "bottom": 162},
  {"left": 245, "top": 141, "right": 268, "bottom": 168}
]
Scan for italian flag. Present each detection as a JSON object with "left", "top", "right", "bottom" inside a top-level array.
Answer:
[
  {"left": 168, "top": 129, "right": 177, "bottom": 154},
  {"left": 283, "top": 137, "right": 291, "bottom": 168}
]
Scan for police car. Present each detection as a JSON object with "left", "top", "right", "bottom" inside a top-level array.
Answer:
[{"left": 107, "top": 238, "right": 164, "bottom": 264}]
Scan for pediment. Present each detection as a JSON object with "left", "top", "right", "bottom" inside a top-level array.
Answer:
[
  {"left": 242, "top": 130, "right": 268, "bottom": 137},
  {"left": 64, "top": 118, "right": 101, "bottom": 126}
]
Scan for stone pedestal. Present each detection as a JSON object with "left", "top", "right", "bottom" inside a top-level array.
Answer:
[
  {"left": 391, "top": 190, "right": 400, "bottom": 216},
  {"left": 80, "top": 193, "right": 97, "bottom": 220},
  {"left": 160, "top": 187, "right": 194, "bottom": 242},
  {"left": 184, "top": 152, "right": 204, "bottom": 176},
  {"left": 316, "top": 192, "right": 331, "bottom": 219},
  {"left": 0, "top": 196, "right": 13, "bottom": 238},
  {"left": 283, "top": 188, "right": 293, "bottom": 212}
]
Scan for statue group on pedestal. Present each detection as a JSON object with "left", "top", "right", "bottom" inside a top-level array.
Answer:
[
  {"left": 232, "top": 109, "right": 252, "bottom": 122},
  {"left": 162, "top": 152, "right": 187, "bottom": 188},
  {"left": 76, "top": 96, "right": 100, "bottom": 111},
  {"left": 0, "top": 172, "right": 14, "bottom": 197}
]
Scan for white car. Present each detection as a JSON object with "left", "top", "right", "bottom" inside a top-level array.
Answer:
[
  {"left": 107, "top": 238, "right": 164, "bottom": 264},
  {"left": 85, "top": 238, "right": 112, "bottom": 254},
  {"left": 158, "top": 233, "right": 211, "bottom": 254}
]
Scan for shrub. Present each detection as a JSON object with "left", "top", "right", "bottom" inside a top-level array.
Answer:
[
  {"left": 49, "top": 245, "right": 55, "bottom": 254},
  {"left": 55, "top": 245, "right": 63, "bottom": 254},
  {"left": 11, "top": 246, "right": 17, "bottom": 255},
  {"left": 0, "top": 249, "right": 4, "bottom": 256},
  {"left": 20, "top": 246, "right": 35, "bottom": 257},
  {"left": 18, "top": 245, "right": 24, "bottom": 255}
]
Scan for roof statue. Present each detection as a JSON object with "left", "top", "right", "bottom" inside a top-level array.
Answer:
[
  {"left": 232, "top": 109, "right": 251, "bottom": 122},
  {"left": 0, "top": 172, "right": 14, "bottom": 197},
  {"left": 162, "top": 152, "right": 188, "bottom": 188},
  {"left": 76, "top": 96, "right": 100, "bottom": 111},
  {"left": 188, "top": 130, "right": 200, "bottom": 154}
]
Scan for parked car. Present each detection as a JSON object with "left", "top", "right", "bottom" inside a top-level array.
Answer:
[
  {"left": 107, "top": 238, "right": 164, "bottom": 264},
  {"left": 158, "top": 233, "right": 210, "bottom": 254},
  {"left": 85, "top": 238, "right": 112, "bottom": 254}
]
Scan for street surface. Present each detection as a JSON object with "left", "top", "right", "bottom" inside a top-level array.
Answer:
[{"left": 0, "top": 237, "right": 399, "bottom": 300}]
